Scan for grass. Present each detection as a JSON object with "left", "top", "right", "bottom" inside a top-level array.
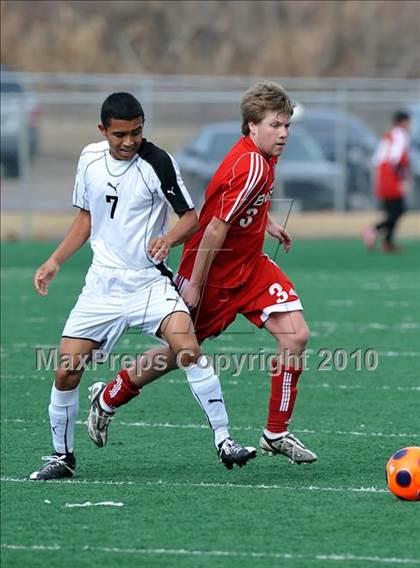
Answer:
[{"left": 1, "top": 238, "right": 420, "bottom": 568}]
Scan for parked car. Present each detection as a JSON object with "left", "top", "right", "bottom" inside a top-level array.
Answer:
[
  {"left": 295, "top": 107, "right": 379, "bottom": 207},
  {"left": 176, "top": 121, "right": 344, "bottom": 211},
  {"left": 0, "top": 66, "right": 41, "bottom": 177}
]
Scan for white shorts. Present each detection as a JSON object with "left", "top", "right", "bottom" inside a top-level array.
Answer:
[{"left": 62, "top": 262, "right": 189, "bottom": 354}]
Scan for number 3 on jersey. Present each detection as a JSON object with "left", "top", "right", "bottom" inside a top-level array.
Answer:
[
  {"left": 239, "top": 207, "right": 258, "bottom": 228},
  {"left": 106, "top": 195, "right": 119, "bottom": 219},
  {"left": 269, "top": 283, "right": 289, "bottom": 303}
]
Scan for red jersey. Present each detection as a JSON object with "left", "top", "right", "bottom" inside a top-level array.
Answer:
[
  {"left": 373, "top": 125, "right": 410, "bottom": 200},
  {"left": 179, "top": 135, "right": 277, "bottom": 288}
]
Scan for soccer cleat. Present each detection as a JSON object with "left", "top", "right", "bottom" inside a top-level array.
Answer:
[
  {"left": 88, "top": 381, "right": 114, "bottom": 447},
  {"left": 381, "top": 242, "right": 403, "bottom": 254},
  {"left": 29, "top": 453, "right": 76, "bottom": 481},
  {"left": 259, "top": 431, "right": 317, "bottom": 464},
  {"left": 218, "top": 437, "right": 257, "bottom": 469},
  {"left": 362, "top": 227, "right": 377, "bottom": 250}
]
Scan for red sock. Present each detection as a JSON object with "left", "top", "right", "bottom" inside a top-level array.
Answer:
[
  {"left": 102, "top": 369, "right": 140, "bottom": 409},
  {"left": 266, "top": 365, "right": 302, "bottom": 433}
]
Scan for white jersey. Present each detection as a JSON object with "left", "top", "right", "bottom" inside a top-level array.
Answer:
[
  {"left": 73, "top": 139, "right": 194, "bottom": 270},
  {"left": 372, "top": 126, "right": 410, "bottom": 167}
]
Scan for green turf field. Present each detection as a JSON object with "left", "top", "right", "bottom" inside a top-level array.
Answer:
[{"left": 1, "top": 239, "right": 420, "bottom": 568}]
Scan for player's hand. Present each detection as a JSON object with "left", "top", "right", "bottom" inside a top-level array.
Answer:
[
  {"left": 148, "top": 237, "right": 170, "bottom": 263},
  {"left": 267, "top": 224, "right": 292, "bottom": 253},
  {"left": 181, "top": 282, "right": 201, "bottom": 309},
  {"left": 34, "top": 259, "right": 60, "bottom": 296}
]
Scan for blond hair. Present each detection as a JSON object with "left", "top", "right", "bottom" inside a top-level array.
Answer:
[{"left": 240, "top": 81, "right": 295, "bottom": 135}]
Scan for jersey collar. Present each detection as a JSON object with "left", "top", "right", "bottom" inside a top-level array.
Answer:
[{"left": 243, "top": 135, "right": 278, "bottom": 166}]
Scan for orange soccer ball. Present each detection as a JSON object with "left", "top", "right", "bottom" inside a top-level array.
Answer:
[{"left": 386, "top": 446, "right": 420, "bottom": 501}]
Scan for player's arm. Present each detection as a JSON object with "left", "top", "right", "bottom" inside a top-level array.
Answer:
[
  {"left": 182, "top": 216, "right": 230, "bottom": 309},
  {"left": 265, "top": 214, "right": 292, "bottom": 253},
  {"left": 183, "top": 151, "right": 268, "bottom": 308},
  {"left": 34, "top": 209, "right": 91, "bottom": 296},
  {"left": 147, "top": 148, "right": 198, "bottom": 262},
  {"left": 148, "top": 209, "right": 198, "bottom": 262}
]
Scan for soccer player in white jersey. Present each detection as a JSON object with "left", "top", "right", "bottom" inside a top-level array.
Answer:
[{"left": 30, "top": 92, "right": 256, "bottom": 481}]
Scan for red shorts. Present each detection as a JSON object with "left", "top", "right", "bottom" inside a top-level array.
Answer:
[{"left": 176, "top": 254, "right": 302, "bottom": 342}]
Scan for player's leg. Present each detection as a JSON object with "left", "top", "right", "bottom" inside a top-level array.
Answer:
[
  {"left": 90, "top": 277, "right": 256, "bottom": 467},
  {"left": 30, "top": 337, "right": 99, "bottom": 480},
  {"left": 160, "top": 310, "right": 230, "bottom": 444},
  {"left": 367, "top": 199, "right": 389, "bottom": 249},
  {"left": 242, "top": 256, "right": 316, "bottom": 463},
  {"left": 382, "top": 197, "right": 405, "bottom": 252},
  {"left": 260, "top": 310, "right": 316, "bottom": 463},
  {"left": 159, "top": 310, "right": 256, "bottom": 468},
  {"left": 376, "top": 199, "right": 393, "bottom": 247},
  {"left": 32, "top": 263, "right": 127, "bottom": 477},
  {"left": 88, "top": 344, "right": 177, "bottom": 447}
]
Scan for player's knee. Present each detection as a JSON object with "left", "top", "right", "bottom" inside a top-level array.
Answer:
[
  {"left": 279, "top": 322, "right": 309, "bottom": 353},
  {"left": 293, "top": 325, "right": 309, "bottom": 352},
  {"left": 55, "top": 366, "right": 84, "bottom": 389},
  {"left": 298, "top": 322, "right": 310, "bottom": 349},
  {"left": 176, "top": 343, "right": 201, "bottom": 368}
]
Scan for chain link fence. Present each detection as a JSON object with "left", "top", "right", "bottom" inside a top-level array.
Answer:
[{"left": 1, "top": 72, "right": 419, "bottom": 238}]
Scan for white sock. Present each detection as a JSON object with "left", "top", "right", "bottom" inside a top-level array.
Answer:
[
  {"left": 48, "top": 384, "right": 79, "bottom": 455},
  {"left": 185, "top": 361, "right": 229, "bottom": 448},
  {"left": 264, "top": 429, "right": 288, "bottom": 440},
  {"left": 99, "top": 391, "right": 115, "bottom": 413}
]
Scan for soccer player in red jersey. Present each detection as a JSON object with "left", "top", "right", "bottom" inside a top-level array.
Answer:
[
  {"left": 363, "top": 110, "right": 411, "bottom": 253},
  {"left": 96, "top": 82, "right": 316, "bottom": 464},
  {"left": 177, "top": 81, "right": 316, "bottom": 463}
]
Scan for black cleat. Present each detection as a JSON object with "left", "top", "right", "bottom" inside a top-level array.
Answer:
[
  {"left": 29, "top": 453, "right": 76, "bottom": 481},
  {"left": 218, "top": 437, "right": 257, "bottom": 469}
]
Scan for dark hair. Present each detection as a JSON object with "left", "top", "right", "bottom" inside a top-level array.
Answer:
[
  {"left": 393, "top": 110, "right": 410, "bottom": 125},
  {"left": 101, "top": 92, "right": 144, "bottom": 127}
]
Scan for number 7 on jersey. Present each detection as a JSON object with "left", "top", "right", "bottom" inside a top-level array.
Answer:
[{"left": 106, "top": 195, "right": 119, "bottom": 219}]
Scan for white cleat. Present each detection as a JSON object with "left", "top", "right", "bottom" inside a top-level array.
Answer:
[
  {"left": 259, "top": 431, "right": 317, "bottom": 464},
  {"left": 87, "top": 382, "right": 114, "bottom": 448}
]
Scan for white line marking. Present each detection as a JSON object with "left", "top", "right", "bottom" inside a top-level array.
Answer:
[
  {"left": 1, "top": 543, "right": 419, "bottom": 563},
  {"left": 2, "top": 373, "right": 420, "bottom": 394},
  {"left": 305, "top": 383, "right": 420, "bottom": 392},
  {"left": 2, "top": 417, "right": 418, "bottom": 439},
  {"left": 64, "top": 501, "right": 123, "bottom": 508},
  {"left": 166, "top": 378, "right": 420, "bottom": 392},
  {"left": 201, "top": 346, "right": 420, "bottom": 357},
  {"left": 84, "top": 547, "right": 420, "bottom": 564},
  {"left": 1, "top": 544, "right": 60, "bottom": 551},
  {"left": 379, "top": 351, "right": 420, "bottom": 357},
  {"left": 0, "top": 476, "right": 389, "bottom": 494}
]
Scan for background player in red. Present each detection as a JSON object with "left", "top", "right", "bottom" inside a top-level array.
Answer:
[
  {"left": 178, "top": 81, "right": 316, "bottom": 463},
  {"left": 363, "top": 110, "right": 411, "bottom": 253}
]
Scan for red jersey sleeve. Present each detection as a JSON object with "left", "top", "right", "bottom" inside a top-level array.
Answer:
[{"left": 215, "top": 152, "right": 269, "bottom": 223}]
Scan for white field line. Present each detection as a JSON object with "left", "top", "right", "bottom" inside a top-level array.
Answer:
[
  {"left": 1, "top": 544, "right": 60, "bottom": 551},
  {"left": 304, "top": 384, "right": 420, "bottom": 392},
  {"left": 1, "top": 544, "right": 419, "bottom": 564},
  {"left": 162, "top": 379, "right": 420, "bottom": 392},
  {"left": 2, "top": 417, "right": 419, "bottom": 440},
  {"left": 2, "top": 373, "right": 420, "bottom": 393},
  {"left": 378, "top": 351, "right": 420, "bottom": 357},
  {"left": 64, "top": 501, "right": 123, "bottom": 508},
  {"left": 0, "top": 476, "right": 388, "bottom": 494},
  {"left": 200, "top": 346, "right": 420, "bottom": 356}
]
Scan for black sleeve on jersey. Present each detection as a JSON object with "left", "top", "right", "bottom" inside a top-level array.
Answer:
[{"left": 138, "top": 139, "right": 193, "bottom": 215}]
